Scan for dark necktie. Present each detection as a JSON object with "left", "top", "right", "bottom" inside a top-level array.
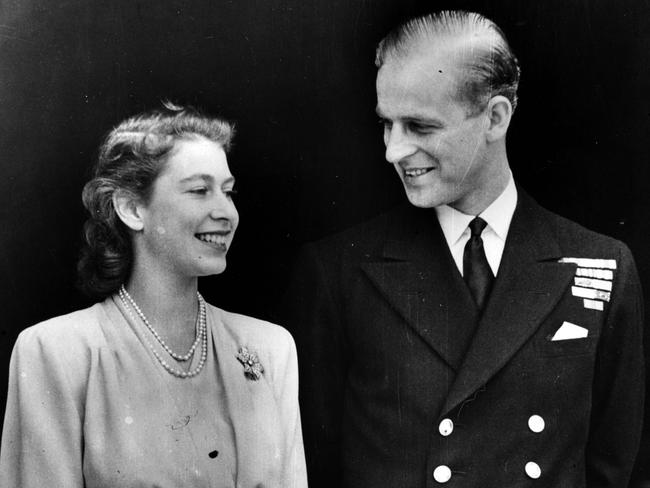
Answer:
[{"left": 463, "top": 217, "right": 494, "bottom": 311}]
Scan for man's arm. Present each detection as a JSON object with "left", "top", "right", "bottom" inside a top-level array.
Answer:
[
  {"left": 282, "top": 242, "right": 349, "bottom": 488},
  {"left": 585, "top": 243, "right": 645, "bottom": 487}
]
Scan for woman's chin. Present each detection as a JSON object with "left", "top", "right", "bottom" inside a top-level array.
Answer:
[{"left": 195, "top": 259, "right": 228, "bottom": 277}]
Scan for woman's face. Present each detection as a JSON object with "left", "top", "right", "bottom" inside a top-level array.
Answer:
[{"left": 136, "top": 136, "right": 239, "bottom": 279}]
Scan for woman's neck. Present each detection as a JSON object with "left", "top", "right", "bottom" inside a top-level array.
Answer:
[{"left": 124, "top": 265, "right": 201, "bottom": 353}]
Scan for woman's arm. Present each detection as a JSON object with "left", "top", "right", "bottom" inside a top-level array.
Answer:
[
  {"left": 274, "top": 328, "right": 308, "bottom": 488},
  {"left": 0, "top": 326, "right": 85, "bottom": 487}
]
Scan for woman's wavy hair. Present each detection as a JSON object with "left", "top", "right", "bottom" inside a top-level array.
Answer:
[{"left": 77, "top": 102, "right": 234, "bottom": 299}]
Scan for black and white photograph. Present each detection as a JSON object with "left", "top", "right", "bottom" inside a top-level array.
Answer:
[{"left": 1, "top": 1, "right": 649, "bottom": 486}]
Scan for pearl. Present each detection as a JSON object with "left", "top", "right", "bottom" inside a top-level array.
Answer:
[
  {"left": 118, "top": 286, "right": 209, "bottom": 379},
  {"left": 119, "top": 286, "right": 203, "bottom": 362}
]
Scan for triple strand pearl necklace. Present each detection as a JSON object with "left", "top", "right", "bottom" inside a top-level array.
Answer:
[{"left": 118, "top": 285, "right": 208, "bottom": 378}]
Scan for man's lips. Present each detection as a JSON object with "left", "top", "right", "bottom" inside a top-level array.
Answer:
[{"left": 403, "top": 167, "right": 435, "bottom": 178}]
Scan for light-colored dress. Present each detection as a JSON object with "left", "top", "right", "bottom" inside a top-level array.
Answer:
[{"left": 0, "top": 296, "right": 307, "bottom": 488}]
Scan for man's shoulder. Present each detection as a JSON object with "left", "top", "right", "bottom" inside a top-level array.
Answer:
[
  {"left": 521, "top": 193, "right": 638, "bottom": 283},
  {"left": 531, "top": 199, "right": 628, "bottom": 257},
  {"left": 308, "top": 203, "right": 426, "bottom": 254}
]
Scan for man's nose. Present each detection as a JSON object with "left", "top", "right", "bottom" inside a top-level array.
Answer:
[{"left": 384, "top": 125, "right": 417, "bottom": 164}]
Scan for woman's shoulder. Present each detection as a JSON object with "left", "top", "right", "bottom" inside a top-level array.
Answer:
[
  {"left": 206, "top": 304, "right": 296, "bottom": 356},
  {"left": 207, "top": 305, "right": 298, "bottom": 390},
  {"left": 16, "top": 302, "right": 110, "bottom": 355}
]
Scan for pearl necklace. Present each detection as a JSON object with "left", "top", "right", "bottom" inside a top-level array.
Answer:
[
  {"left": 119, "top": 285, "right": 203, "bottom": 361},
  {"left": 118, "top": 285, "right": 208, "bottom": 378}
]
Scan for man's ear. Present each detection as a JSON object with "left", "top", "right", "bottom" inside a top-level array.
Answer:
[
  {"left": 112, "top": 190, "right": 145, "bottom": 231},
  {"left": 485, "top": 95, "right": 513, "bottom": 143}
]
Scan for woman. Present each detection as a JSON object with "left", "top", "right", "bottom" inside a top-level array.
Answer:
[{"left": 0, "top": 104, "right": 307, "bottom": 487}]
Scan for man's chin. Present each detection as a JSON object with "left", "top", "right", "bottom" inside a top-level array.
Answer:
[{"left": 404, "top": 189, "right": 440, "bottom": 209}]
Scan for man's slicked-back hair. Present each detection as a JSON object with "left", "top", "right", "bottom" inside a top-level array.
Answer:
[{"left": 375, "top": 10, "right": 521, "bottom": 116}]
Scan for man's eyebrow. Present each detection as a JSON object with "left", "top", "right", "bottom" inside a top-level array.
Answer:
[
  {"left": 376, "top": 113, "right": 443, "bottom": 127},
  {"left": 404, "top": 116, "right": 443, "bottom": 125},
  {"left": 375, "top": 107, "right": 442, "bottom": 124}
]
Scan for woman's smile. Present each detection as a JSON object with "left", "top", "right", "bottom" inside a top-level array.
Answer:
[{"left": 195, "top": 230, "right": 231, "bottom": 251}]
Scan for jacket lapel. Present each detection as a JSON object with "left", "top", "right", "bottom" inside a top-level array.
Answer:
[
  {"left": 361, "top": 206, "right": 478, "bottom": 371},
  {"left": 440, "top": 192, "right": 575, "bottom": 416}
]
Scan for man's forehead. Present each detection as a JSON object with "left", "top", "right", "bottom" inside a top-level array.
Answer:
[
  {"left": 375, "top": 47, "right": 477, "bottom": 121},
  {"left": 381, "top": 32, "right": 486, "bottom": 77},
  {"left": 377, "top": 54, "right": 460, "bottom": 101},
  {"left": 380, "top": 44, "right": 468, "bottom": 88}
]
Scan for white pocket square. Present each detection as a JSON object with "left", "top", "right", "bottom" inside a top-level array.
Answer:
[{"left": 551, "top": 321, "right": 588, "bottom": 341}]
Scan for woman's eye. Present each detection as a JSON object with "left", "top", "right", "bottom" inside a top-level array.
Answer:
[
  {"left": 190, "top": 187, "right": 209, "bottom": 195},
  {"left": 224, "top": 189, "right": 238, "bottom": 199}
]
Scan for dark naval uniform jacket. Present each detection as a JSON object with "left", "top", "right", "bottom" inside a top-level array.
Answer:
[{"left": 285, "top": 189, "right": 645, "bottom": 488}]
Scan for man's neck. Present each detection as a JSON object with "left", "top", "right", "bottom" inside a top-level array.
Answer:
[{"left": 450, "top": 155, "right": 511, "bottom": 215}]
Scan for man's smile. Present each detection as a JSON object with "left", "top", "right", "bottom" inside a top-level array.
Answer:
[{"left": 403, "top": 167, "right": 435, "bottom": 178}]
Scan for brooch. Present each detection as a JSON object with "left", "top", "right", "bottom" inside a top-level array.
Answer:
[{"left": 236, "top": 347, "right": 264, "bottom": 380}]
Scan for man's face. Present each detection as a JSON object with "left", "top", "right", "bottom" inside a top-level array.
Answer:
[{"left": 376, "top": 51, "right": 492, "bottom": 212}]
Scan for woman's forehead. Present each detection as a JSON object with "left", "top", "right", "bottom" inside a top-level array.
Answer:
[{"left": 162, "top": 138, "right": 232, "bottom": 181}]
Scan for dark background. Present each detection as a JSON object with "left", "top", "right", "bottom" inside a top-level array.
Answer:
[{"left": 1, "top": 0, "right": 649, "bottom": 480}]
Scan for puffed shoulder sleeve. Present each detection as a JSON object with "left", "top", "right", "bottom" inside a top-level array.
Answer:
[
  {"left": 0, "top": 325, "right": 86, "bottom": 487},
  {"left": 271, "top": 327, "right": 308, "bottom": 488}
]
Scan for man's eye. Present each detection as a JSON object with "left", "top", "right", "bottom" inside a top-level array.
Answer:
[
  {"left": 378, "top": 118, "right": 392, "bottom": 130},
  {"left": 189, "top": 187, "right": 209, "bottom": 195},
  {"left": 408, "top": 122, "right": 435, "bottom": 134}
]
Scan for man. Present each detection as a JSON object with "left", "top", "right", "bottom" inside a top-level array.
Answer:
[{"left": 285, "top": 10, "right": 645, "bottom": 487}]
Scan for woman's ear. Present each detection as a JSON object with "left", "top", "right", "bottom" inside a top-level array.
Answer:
[
  {"left": 485, "top": 95, "right": 513, "bottom": 143},
  {"left": 112, "top": 190, "right": 145, "bottom": 231}
]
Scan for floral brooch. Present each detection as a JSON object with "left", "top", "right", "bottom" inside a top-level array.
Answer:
[{"left": 236, "top": 347, "right": 264, "bottom": 380}]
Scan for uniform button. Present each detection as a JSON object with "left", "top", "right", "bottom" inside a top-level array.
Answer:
[
  {"left": 433, "top": 465, "right": 452, "bottom": 483},
  {"left": 528, "top": 415, "right": 545, "bottom": 433},
  {"left": 439, "top": 418, "right": 454, "bottom": 436},
  {"left": 525, "top": 461, "right": 541, "bottom": 479}
]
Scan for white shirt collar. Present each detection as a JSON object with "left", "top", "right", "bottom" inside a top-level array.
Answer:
[{"left": 435, "top": 174, "right": 518, "bottom": 247}]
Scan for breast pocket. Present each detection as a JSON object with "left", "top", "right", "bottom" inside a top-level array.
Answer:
[{"left": 537, "top": 335, "right": 600, "bottom": 358}]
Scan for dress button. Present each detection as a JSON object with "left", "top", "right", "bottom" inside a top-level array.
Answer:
[
  {"left": 433, "top": 465, "right": 452, "bottom": 483},
  {"left": 439, "top": 418, "right": 454, "bottom": 436},
  {"left": 528, "top": 415, "right": 545, "bottom": 433},
  {"left": 525, "top": 461, "right": 542, "bottom": 479}
]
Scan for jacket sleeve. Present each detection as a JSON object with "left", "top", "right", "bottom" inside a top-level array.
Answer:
[
  {"left": 0, "top": 327, "right": 85, "bottom": 487},
  {"left": 281, "top": 243, "right": 348, "bottom": 488},
  {"left": 585, "top": 244, "right": 645, "bottom": 487},
  {"left": 273, "top": 328, "right": 309, "bottom": 488}
]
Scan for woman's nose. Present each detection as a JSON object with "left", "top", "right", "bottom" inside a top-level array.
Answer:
[{"left": 209, "top": 193, "right": 238, "bottom": 223}]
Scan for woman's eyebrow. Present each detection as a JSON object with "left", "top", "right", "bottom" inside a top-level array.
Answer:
[
  {"left": 179, "top": 174, "right": 236, "bottom": 185},
  {"left": 180, "top": 174, "right": 212, "bottom": 183}
]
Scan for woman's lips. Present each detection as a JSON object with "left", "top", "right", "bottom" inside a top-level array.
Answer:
[{"left": 195, "top": 232, "right": 230, "bottom": 250}]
